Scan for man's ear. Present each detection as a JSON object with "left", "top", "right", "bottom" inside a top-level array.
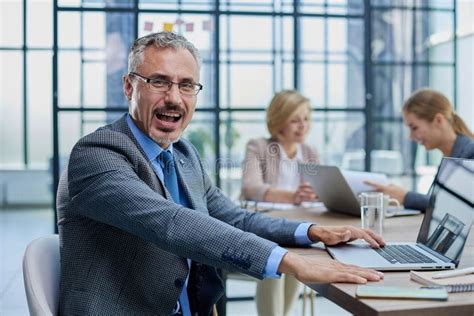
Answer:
[{"left": 123, "top": 75, "right": 133, "bottom": 101}]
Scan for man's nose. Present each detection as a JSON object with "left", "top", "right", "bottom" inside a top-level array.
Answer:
[{"left": 165, "top": 83, "right": 182, "bottom": 103}]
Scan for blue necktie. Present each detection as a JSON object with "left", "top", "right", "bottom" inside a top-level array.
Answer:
[
  {"left": 160, "top": 150, "right": 191, "bottom": 316},
  {"left": 160, "top": 150, "right": 180, "bottom": 203}
]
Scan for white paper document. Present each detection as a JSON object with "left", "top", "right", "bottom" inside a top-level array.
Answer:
[
  {"left": 341, "top": 170, "right": 388, "bottom": 195},
  {"left": 240, "top": 201, "right": 325, "bottom": 211}
]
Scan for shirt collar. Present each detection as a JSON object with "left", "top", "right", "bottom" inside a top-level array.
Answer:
[
  {"left": 126, "top": 114, "right": 173, "bottom": 161},
  {"left": 278, "top": 143, "right": 302, "bottom": 161}
]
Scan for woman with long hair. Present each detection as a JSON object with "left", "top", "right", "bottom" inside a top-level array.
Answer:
[{"left": 366, "top": 88, "right": 474, "bottom": 211}]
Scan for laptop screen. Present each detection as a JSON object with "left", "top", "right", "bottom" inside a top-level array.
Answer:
[{"left": 417, "top": 158, "right": 474, "bottom": 265}]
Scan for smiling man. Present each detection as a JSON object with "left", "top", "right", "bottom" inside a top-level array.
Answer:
[
  {"left": 124, "top": 45, "right": 200, "bottom": 147},
  {"left": 57, "top": 32, "right": 384, "bottom": 316}
]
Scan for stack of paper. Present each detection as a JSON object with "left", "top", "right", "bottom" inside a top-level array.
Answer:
[{"left": 341, "top": 170, "right": 388, "bottom": 195}]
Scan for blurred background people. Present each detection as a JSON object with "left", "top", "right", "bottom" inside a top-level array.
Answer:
[
  {"left": 366, "top": 88, "right": 474, "bottom": 211},
  {"left": 241, "top": 90, "right": 319, "bottom": 205},
  {"left": 241, "top": 90, "right": 319, "bottom": 315}
]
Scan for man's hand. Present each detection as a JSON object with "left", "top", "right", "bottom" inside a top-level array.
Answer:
[
  {"left": 279, "top": 252, "right": 384, "bottom": 284},
  {"left": 364, "top": 180, "right": 407, "bottom": 204},
  {"left": 308, "top": 225, "right": 385, "bottom": 248},
  {"left": 293, "top": 181, "right": 318, "bottom": 205}
]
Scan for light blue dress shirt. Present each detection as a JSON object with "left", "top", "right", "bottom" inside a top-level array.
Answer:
[{"left": 126, "top": 114, "right": 313, "bottom": 279}]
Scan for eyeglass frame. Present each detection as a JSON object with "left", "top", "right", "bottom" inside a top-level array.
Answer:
[{"left": 128, "top": 72, "right": 203, "bottom": 96}]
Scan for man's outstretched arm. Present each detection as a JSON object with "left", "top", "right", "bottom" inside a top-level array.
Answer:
[{"left": 278, "top": 225, "right": 385, "bottom": 284}]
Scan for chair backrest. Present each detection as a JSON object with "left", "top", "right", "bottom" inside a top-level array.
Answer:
[
  {"left": 371, "top": 150, "right": 404, "bottom": 175},
  {"left": 341, "top": 149, "right": 404, "bottom": 175},
  {"left": 23, "top": 235, "right": 60, "bottom": 316}
]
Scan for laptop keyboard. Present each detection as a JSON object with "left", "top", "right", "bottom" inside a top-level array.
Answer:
[{"left": 375, "top": 245, "right": 436, "bottom": 264}]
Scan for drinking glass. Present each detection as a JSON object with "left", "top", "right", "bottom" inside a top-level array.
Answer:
[{"left": 359, "top": 192, "right": 384, "bottom": 236}]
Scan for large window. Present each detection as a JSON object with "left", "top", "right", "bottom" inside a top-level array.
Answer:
[
  {"left": 370, "top": 0, "right": 459, "bottom": 192},
  {"left": 2, "top": 0, "right": 469, "bottom": 207}
]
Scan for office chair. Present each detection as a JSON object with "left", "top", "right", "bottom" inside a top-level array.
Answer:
[
  {"left": 371, "top": 150, "right": 403, "bottom": 175},
  {"left": 23, "top": 235, "right": 60, "bottom": 316},
  {"left": 302, "top": 286, "right": 315, "bottom": 316},
  {"left": 341, "top": 149, "right": 404, "bottom": 176}
]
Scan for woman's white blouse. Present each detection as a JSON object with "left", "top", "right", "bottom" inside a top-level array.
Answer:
[{"left": 276, "top": 143, "right": 303, "bottom": 192}]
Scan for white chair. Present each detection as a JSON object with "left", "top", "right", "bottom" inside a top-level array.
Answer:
[
  {"left": 341, "top": 149, "right": 404, "bottom": 175},
  {"left": 370, "top": 150, "right": 404, "bottom": 175},
  {"left": 341, "top": 150, "right": 365, "bottom": 171},
  {"left": 23, "top": 235, "right": 60, "bottom": 316},
  {"left": 302, "top": 286, "right": 315, "bottom": 316},
  {"left": 225, "top": 272, "right": 315, "bottom": 315}
]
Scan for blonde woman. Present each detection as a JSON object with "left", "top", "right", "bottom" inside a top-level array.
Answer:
[
  {"left": 241, "top": 90, "right": 320, "bottom": 205},
  {"left": 366, "top": 88, "right": 474, "bottom": 211},
  {"left": 241, "top": 90, "right": 319, "bottom": 315}
]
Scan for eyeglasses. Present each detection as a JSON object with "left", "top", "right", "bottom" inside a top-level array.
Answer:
[{"left": 129, "top": 72, "right": 203, "bottom": 96}]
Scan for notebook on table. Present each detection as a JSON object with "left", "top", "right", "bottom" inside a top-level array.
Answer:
[
  {"left": 326, "top": 158, "right": 474, "bottom": 271},
  {"left": 410, "top": 270, "right": 474, "bottom": 293},
  {"left": 356, "top": 285, "right": 448, "bottom": 301}
]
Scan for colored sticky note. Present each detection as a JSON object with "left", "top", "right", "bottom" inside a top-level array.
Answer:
[
  {"left": 163, "top": 23, "right": 173, "bottom": 32},
  {"left": 202, "top": 19, "right": 212, "bottom": 31},
  {"left": 143, "top": 21, "right": 153, "bottom": 32},
  {"left": 185, "top": 22, "right": 194, "bottom": 32}
]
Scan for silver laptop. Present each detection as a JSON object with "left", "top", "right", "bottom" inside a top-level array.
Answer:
[
  {"left": 299, "top": 164, "right": 420, "bottom": 217},
  {"left": 299, "top": 164, "right": 360, "bottom": 216},
  {"left": 326, "top": 158, "right": 473, "bottom": 271}
]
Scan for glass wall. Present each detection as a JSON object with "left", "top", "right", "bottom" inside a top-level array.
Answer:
[
  {"left": 1, "top": 0, "right": 53, "bottom": 168},
  {"left": 1, "top": 0, "right": 465, "bottom": 208},
  {"left": 370, "top": 0, "right": 458, "bottom": 193}
]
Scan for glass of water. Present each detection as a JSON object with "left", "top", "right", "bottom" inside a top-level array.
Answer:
[{"left": 359, "top": 192, "right": 384, "bottom": 236}]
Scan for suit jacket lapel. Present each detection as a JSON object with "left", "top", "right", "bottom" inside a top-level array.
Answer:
[
  {"left": 174, "top": 149, "right": 198, "bottom": 210},
  {"left": 110, "top": 114, "right": 165, "bottom": 196},
  {"left": 111, "top": 114, "right": 150, "bottom": 161},
  {"left": 110, "top": 115, "right": 202, "bottom": 206}
]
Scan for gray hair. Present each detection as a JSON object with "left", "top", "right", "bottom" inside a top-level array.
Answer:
[{"left": 127, "top": 32, "right": 201, "bottom": 72}]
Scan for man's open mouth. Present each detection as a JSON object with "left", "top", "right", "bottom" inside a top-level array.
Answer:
[{"left": 155, "top": 111, "right": 183, "bottom": 123}]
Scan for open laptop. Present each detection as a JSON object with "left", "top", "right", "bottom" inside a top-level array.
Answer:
[
  {"left": 299, "top": 164, "right": 419, "bottom": 217},
  {"left": 326, "top": 157, "right": 474, "bottom": 271}
]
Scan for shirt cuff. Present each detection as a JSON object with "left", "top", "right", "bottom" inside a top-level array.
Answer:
[
  {"left": 294, "top": 223, "right": 313, "bottom": 245},
  {"left": 263, "top": 246, "right": 288, "bottom": 279}
]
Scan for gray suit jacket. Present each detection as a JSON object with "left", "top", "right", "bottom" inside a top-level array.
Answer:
[
  {"left": 404, "top": 134, "right": 474, "bottom": 211},
  {"left": 57, "top": 115, "right": 302, "bottom": 315}
]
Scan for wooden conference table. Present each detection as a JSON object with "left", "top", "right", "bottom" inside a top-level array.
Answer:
[{"left": 267, "top": 205, "right": 474, "bottom": 316}]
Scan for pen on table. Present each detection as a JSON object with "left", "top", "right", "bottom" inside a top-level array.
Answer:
[{"left": 432, "top": 267, "right": 474, "bottom": 279}]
